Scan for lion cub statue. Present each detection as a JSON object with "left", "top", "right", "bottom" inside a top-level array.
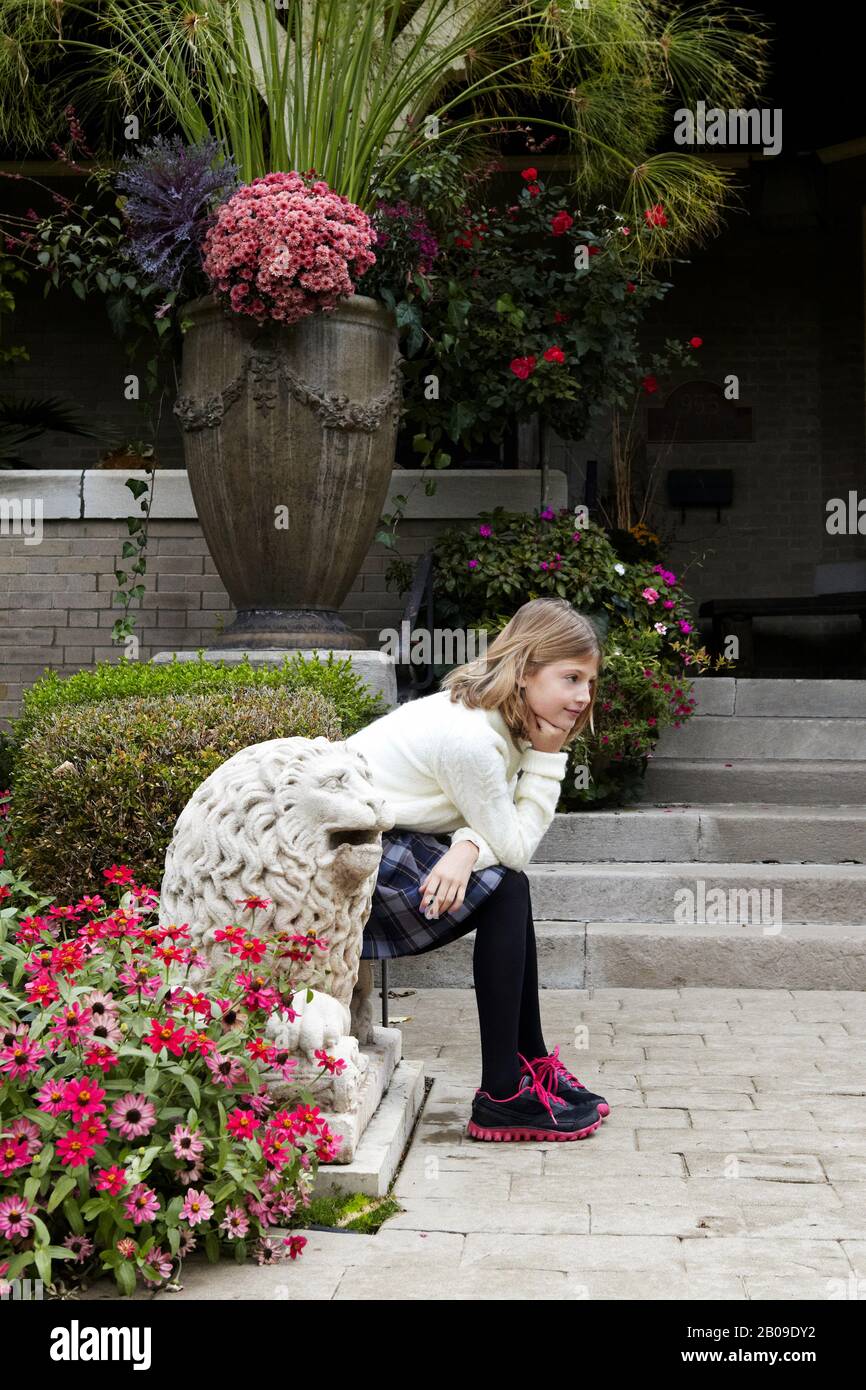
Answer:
[{"left": 158, "top": 736, "right": 394, "bottom": 1112}]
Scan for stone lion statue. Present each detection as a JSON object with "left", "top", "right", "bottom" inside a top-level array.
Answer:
[{"left": 158, "top": 736, "right": 394, "bottom": 1109}]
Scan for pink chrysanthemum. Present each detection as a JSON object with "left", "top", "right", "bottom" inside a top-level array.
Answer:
[{"left": 201, "top": 171, "right": 376, "bottom": 326}]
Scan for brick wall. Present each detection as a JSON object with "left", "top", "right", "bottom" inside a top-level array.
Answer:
[{"left": 0, "top": 470, "right": 559, "bottom": 729}]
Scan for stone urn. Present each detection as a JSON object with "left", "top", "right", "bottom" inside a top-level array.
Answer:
[{"left": 173, "top": 293, "right": 402, "bottom": 649}]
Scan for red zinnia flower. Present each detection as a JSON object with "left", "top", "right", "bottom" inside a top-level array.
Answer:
[{"left": 520, "top": 167, "right": 538, "bottom": 181}]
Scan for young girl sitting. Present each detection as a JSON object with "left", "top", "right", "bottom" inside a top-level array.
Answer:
[{"left": 345, "top": 596, "right": 611, "bottom": 1143}]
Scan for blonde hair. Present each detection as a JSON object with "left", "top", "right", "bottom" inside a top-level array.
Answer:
[{"left": 440, "top": 597, "right": 602, "bottom": 750}]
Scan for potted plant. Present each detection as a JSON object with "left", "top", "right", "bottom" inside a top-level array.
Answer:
[{"left": 0, "top": 0, "right": 771, "bottom": 643}]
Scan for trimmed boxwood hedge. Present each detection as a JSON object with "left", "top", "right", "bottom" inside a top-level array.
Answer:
[{"left": 6, "top": 650, "right": 389, "bottom": 901}]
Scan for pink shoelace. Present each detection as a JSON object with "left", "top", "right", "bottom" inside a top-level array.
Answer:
[
  {"left": 515, "top": 1052, "right": 573, "bottom": 1122},
  {"left": 519, "top": 1045, "right": 583, "bottom": 1097}
]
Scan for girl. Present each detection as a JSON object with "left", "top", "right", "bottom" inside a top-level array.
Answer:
[{"left": 345, "top": 597, "right": 610, "bottom": 1143}]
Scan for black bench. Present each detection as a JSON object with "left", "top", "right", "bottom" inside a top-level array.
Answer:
[{"left": 699, "top": 592, "right": 866, "bottom": 673}]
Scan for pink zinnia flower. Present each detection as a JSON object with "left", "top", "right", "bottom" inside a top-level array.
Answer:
[
  {"left": 642, "top": 587, "right": 659, "bottom": 603},
  {"left": 124, "top": 1183, "right": 160, "bottom": 1225},
  {"left": 0, "top": 1194, "right": 35, "bottom": 1238},
  {"left": 226, "top": 1108, "right": 262, "bottom": 1140},
  {"left": 171, "top": 1124, "right": 205, "bottom": 1162},
  {"left": 142, "top": 1247, "right": 173, "bottom": 1284},
  {"left": 478, "top": 524, "right": 493, "bottom": 538},
  {"left": 181, "top": 1188, "right": 214, "bottom": 1226},
  {"left": 109, "top": 1093, "right": 157, "bottom": 1140},
  {"left": 95, "top": 1165, "right": 128, "bottom": 1195},
  {"left": 205, "top": 1053, "right": 246, "bottom": 1087},
  {"left": 1, "top": 1035, "right": 47, "bottom": 1078},
  {"left": 56, "top": 1129, "right": 96, "bottom": 1167},
  {"left": 0, "top": 1135, "right": 30, "bottom": 1177},
  {"left": 63, "top": 1076, "right": 106, "bottom": 1123},
  {"left": 63, "top": 1233, "right": 95, "bottom": 1263},
  {"left": 220, "top": 1205, "right": 250, "bottom": 1239}
]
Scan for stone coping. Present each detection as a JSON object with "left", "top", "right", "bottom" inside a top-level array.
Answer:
[{"left": 0, "top": 467, "right": 568, "bottom": 521}]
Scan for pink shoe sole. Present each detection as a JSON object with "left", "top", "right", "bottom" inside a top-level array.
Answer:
[{"left": 466, "top": 1115, "right": 603, "bottom": 1142}]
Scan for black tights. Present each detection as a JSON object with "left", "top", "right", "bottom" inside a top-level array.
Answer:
[{"left": 414, "top": 868, "right": 548, "bottom": 1097}]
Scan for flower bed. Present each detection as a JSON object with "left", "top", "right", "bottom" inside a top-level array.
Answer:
[{"left": 0, "top": 833, "right": 346, "bottom": 1295}]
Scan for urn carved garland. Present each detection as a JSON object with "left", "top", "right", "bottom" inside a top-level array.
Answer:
[{"left": 173, "top": 293, "right": 403, "bottom": 650}]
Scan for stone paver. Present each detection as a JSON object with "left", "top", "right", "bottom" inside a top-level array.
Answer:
[{"left": 80, "top": 986, "right": 865, "bottom": 1301}]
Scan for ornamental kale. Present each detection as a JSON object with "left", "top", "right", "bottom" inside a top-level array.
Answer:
[{"left": 116, "top": 135, "right": 240, "bottom": 292}]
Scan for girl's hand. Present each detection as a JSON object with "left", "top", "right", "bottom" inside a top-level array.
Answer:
[
  {"left": 418, "top": 842, "right": 479, "bottom": 919},
  {"left": 525, "top": 707, "right": 574, "bottom": 754}
]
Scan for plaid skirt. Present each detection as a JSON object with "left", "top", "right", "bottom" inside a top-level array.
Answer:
[{"left": 360, "top": 827, "right": 508, "bottom": 960}]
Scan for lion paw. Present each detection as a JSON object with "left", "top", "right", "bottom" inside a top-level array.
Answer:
[{"left": 266, "top": 988, "right": 350, "bottom": 1062}]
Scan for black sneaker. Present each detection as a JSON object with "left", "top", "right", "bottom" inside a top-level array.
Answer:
[{"left": 467, "top": 1066, "right": 602, "bottom": 1142}]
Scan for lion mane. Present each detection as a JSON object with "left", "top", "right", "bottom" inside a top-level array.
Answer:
[{"left": 159, "top": 735, "right": 393, "bottom": 1010}]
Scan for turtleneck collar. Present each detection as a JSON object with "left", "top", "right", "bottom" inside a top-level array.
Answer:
[{"left": 486, "top": 701, "right": 533, "bottom": 753}]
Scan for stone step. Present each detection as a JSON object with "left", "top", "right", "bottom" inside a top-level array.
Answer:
[
  {"left": 688, "top": 677, "right": 866, "bottom": 718},
  {"left": 653, "top": 715, "right": 866, "bottom": 760},
  {"left": 524, "top": 861, "right": 866, "bottom": 925},
  {"left": 640, "top": 758, "right": 866, "bottom": 804},
  {"left": 383, "top": 921, "right": 866, "bottom": 990},
  {"left": 534, "top": 806, "right": 866, "bottom": 865}
]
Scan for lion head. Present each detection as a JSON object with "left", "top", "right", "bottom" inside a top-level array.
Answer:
[{"left": 158, "top": 736, "right": 394, "bottom": 1008}]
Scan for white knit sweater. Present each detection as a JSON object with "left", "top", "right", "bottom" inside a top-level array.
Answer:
[{"left": 344, "top": 688, "right": 568, "bottom": 872}]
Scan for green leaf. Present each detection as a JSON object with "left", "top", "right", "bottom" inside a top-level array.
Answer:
[
  {"left": 116, "top": 1260, "right": 136, "bottom": 1295},
  {"left": 62, "top": 1196, "right": 85, "bottom": 1235},
  {"left": 35, "top": 1248, "right": 52, "bottom": 1286},
  {"left": 47, "top": 1176, "right": 77, "bottom": 1213},
  {"left": 175, "top": 1069, "right": 200, "bottom": 1107},
  {"left": 71, "top": 279, "right": 86, "bottom": 300}
]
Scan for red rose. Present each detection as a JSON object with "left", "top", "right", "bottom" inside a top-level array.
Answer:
[
  {"left": 553, "top": 309, "right": 570, "bottom": 323},
  {"left": 543, "top": 346, "right": 565, "bottom": 364},
  {"left": 626, "top": 282, "right": 636, "bottom": 293},
  {"left": 510, "top": 355, "right": 537, "bottom": 380},
  {"left": 689, "top": 336, "right": 703, "bottom": 348},
  {"left": 587, "top": 244, "right": 601, "bottom": 256},
  {"left": 550, "top": 210, "right": 574, "bottom": 236},
  {"left": 643, "top": 203, "right": 668, "bottom": 227},
  {"left": 641, "top": 374, "right": 659, "bottom": 393},
  {"left": 527, "top": 184, "right": 540, "bottom": 198},
  {"left": 521, "top": 167, "right": 538, "bottom": 181}
]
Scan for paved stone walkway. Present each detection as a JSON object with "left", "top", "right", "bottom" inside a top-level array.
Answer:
[{"left": 82, "top": 985, "right": 866, "bottom": 1301}]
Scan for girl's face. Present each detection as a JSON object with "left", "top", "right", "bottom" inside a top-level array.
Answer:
[{"left": 520, "top": 654, "right": 599, "bottom": 732}]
